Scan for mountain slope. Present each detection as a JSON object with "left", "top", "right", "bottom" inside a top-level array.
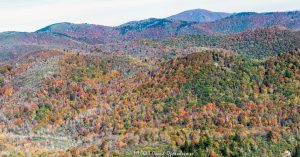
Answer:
[
  {"left": 0, "top": 31, "right": 88, "bottom": 61},
  {"left": 36, "top": 22, "right": 119, "bottom": 44},
  {"left": 161, "top": 26, "right": 300, "bottom": 57},
  {"left": 223, "top": 26, "right": 300, "bottom": 56},
  {"left": 2, "top": 10, "right": 300, "bottom": 62},
  {"left": 34, "top": 11, "right": 300, "bottom": 43},
  {"left": 195, "top": 11, "right": 300, "bottom": 34},
  {"left": 2, "top": 24, "right": 300, "bottom": 62},
  {"left": 37, "top": 20, "right": 204, "bottom": 43},
  {"left": 1, "top": 49, "right": 300, "bottom": 156},
  {"left": 167, "top": 9, "right": 232, "bottom": 22},
  {"left": 117, "top": 18, "right": 203, "bottom": 40}
]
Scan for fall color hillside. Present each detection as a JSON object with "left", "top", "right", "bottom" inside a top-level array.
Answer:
[
  {"left": 0, "top": 49, "right": 300, "bottom": 156},
  {"left": 161, "top": 26, "right": 300, "bottom": 57}
]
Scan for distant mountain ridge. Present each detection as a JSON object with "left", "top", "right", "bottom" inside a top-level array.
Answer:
[
  {"left": 0, "top": 31, "right": 87, "bottom": 61},
  {"left": 167, "top": 9, "right": 232, "bottom": 22},
  {"left": 35, "top": 10, "right": 300, "bottom": 43},
  {"left": 1, "top": 9, "right": 300, "bottom": 61},
  {"left": 36, "top": 22, "right": 118, "bottom": 44},
  {"left": 195, "top": 11, "right": 300, "bottom": 34}
]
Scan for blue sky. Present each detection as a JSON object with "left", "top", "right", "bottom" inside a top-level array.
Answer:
[{"left": 0, "top": 0, "right": 300, "bottom": 32}]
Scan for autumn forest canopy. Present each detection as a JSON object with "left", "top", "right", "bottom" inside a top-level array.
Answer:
[{"left": 0, "top": 9, "right": 300, "bottom": 157}]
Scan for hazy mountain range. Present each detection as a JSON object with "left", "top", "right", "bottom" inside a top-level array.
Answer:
[{"left": 1, "top": 9, "right": 300, "bottom": 61}]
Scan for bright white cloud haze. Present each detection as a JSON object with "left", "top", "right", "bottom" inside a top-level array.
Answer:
[{"left": 0, "top": 0, "right": 300, "bottom": 32}]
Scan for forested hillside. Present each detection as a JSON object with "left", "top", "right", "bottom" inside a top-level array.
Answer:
[
  {"left": 161, "top": 26, "right": 300, "bottom": 57},
  {"left": 0, "top": 49, "right": 300, "bottom": 156},
  {"left": 195, "top": 11, "right": 300, "bottom": 34}
]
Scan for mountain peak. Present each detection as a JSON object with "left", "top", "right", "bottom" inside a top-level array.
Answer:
[{"left": 167, "top": 9, "right": 232, "bottom": 22}]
